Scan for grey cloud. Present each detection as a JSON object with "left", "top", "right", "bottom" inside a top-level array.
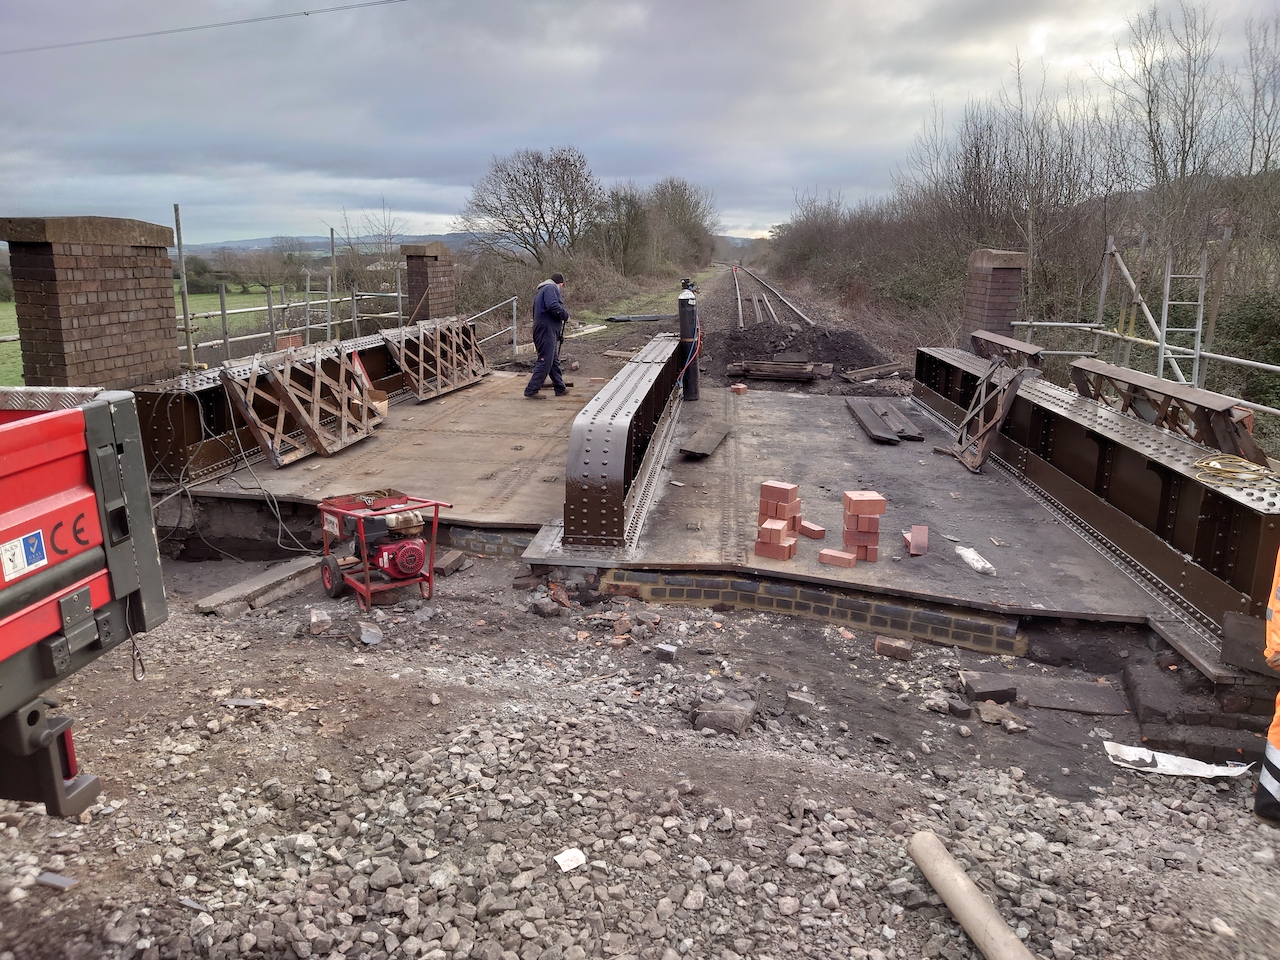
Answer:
[{"left": 1, "top": 0, "right": 1274, "bottom": 241}]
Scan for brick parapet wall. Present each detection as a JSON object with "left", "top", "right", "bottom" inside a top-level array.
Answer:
[
  {"left": 601, "top": 569, "right": 1025, "bottom": 656},
  {"left": 402, "top": 242, "right": 456, "bottom": 321},
  {"left": 5, "top": 221, "right": 181, "bottom": 388},
  {"left": 963, "top": 249, "right": 1027, "bottom": 337}
]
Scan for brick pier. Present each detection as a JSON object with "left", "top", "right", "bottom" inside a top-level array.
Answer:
[
  {"left": 963, "top": 248, "right": 1027, "bottom": 337},
  {"left": 0, "top": 216, "right": 180, "bottom": 388},
  {"left": 402, "top": 241, "right": 456, "bottom": 320}
]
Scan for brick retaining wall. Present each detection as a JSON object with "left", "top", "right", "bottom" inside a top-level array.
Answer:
[{"left": 601, "top": 569, "right": 1024, "bottom": 656}]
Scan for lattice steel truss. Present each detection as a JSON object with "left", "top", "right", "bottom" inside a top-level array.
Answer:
[
  {"left": 380, "top": 317, "right": 488, "bottom": 401},
  {"left": 219, "top": 344, "right": 386, "bottom": 468}
]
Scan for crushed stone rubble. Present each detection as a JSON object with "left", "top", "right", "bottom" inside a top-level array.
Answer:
[{"left": 0, "top": 562, "right": 1277, "bottom": 960}]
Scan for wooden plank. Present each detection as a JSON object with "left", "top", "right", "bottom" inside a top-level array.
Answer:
[
  {"left": 726, "top": 361, "right": 817, "bottom": 381},
  {"left": 870, "top": 399, "right": 924, "bottom": 441},
  {"left": 841, "top": 361, "right": 908, "bottom": 382},
  {"left": 845, "top": 398, "right": 900, "bottom": 444},
  {"left": 680, "top": 421, "right": 730, "bottom": 458}
]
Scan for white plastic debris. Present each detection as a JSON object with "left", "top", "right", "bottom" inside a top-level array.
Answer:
[
  {"left": 35, "top": 872, "right": 77, "bottom": 890},
  {"left": 1104, "top": 741, "right": 1253, "bottom": 778},
  {"left": 955, "top": 546, "right": 996, "bottom": 576},
  {"left": 554, "top": 847, "right": 587, "bottom": 872}
]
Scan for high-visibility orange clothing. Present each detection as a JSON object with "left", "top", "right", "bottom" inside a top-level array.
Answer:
[{"left": 1259, "top": 553, "right": 1280, "bottom": 822}]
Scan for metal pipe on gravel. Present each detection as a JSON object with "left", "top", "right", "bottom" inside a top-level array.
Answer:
[{"left": 737, "top": 266, "right": 814, "bottom": 326}]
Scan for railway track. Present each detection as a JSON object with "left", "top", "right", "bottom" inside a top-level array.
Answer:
[{"left": 719, "top": 262, "right": 811, "bottom": 331}]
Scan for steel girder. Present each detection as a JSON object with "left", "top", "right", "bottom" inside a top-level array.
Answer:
[
  {"left": 914, "top": 347, "right": 1280, "bottom": 647},
  {"left": 564, "top": 336, "right": 683, "bottom": 548}
]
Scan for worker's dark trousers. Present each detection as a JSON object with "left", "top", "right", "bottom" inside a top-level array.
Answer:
[
  {"left": 1260, "top": 696, "right": 1280, "bottom": 822},
  {"left": 525, "top": 322, "right": 566, "bottom": 396}
]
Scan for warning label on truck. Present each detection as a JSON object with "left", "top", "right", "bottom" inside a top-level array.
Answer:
[{"left": 0, "top": 530, "right": 48, "bottom": 583}]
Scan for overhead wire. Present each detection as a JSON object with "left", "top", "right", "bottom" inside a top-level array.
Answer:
[{"left": 0, "top": 1, "right": 413, "bottom": 57}]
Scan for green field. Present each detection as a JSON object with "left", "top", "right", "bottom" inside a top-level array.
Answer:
[
  {"left": 0, "top": 301, "right": 17, "bottom": 386},
  {"left": 0, "top": 285, "right": 354, "bottom": 386}
]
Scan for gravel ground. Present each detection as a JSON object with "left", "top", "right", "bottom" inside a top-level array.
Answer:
[{"left": 2, "top": 555, "right": 1279, "bottom": 960}]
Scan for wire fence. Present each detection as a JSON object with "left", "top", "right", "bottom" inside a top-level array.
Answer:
[{"left": 179, "top": 280, "right": 523, "bottom": 371}]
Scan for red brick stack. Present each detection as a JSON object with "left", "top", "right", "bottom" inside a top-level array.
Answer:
[
  {"left": 755, "top": 481, "right": 801, "bottom": 560},
  {"left": 842, "top": 490, "right": 886, "bottom": 562}
]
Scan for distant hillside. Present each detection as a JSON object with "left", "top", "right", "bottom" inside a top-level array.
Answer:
[{"left": 178, "top": 233, "right": 472, "bottom": 257}]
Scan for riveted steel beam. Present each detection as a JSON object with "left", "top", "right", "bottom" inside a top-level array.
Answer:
[
  {"left": 914, "top": 346, "right": 1280, "bottom": 677},
  {"left": 564, "top": 336, "right": 683, "bottom": 548}
]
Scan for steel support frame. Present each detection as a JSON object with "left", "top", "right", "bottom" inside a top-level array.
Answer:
[
  {"left": 381, "top": 317, "right": 488, "bottom": 401},
  {"left": 564, "top": 336, "right": 683, "bottom": 548},
  {"left": 138, "top": 333, "right": 411, "bottom": 483},
  {"left": 1069, "top": 357, "right": 1266, "bottom": 466},
  {"left": 220, "top": 344, "right": 385, "bottom": 468},
  {"left": 950, "top": 358, "right": 1038, "bottom": 472}
]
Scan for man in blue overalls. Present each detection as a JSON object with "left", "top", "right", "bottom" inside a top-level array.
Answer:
[{"left": 524, "top": 273, "right": 570, "bottom": 398}]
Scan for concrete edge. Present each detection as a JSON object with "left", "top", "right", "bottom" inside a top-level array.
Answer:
[{"left": 194, "top": 556, "right": 321, "bottom": 613}]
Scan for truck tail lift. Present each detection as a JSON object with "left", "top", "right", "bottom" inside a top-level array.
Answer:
[{"left": 0, "top": 388, "right": 167, "bottom": 817}]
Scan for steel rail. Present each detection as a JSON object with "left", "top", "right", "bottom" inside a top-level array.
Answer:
[
  {"left": 731, "top": 267, "right": 744, "bottom": 331},
  {"left": 736, "top": 265, "right": 815, "bottom": 326}
]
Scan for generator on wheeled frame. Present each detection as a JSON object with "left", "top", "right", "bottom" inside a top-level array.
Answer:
[{"left": 318, "top": 490, "right": 451, "bottom": 611}]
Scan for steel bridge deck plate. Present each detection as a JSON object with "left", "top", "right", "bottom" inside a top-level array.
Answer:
[
  {"left": 197, "top": 372, "right": 587, "bottom": 528},
  {"left": 527, "top": 387, "right": 1157, "bottom": 625}
]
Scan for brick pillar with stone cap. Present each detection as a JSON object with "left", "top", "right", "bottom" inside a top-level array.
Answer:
[
  {"left": 401, "top": 241, "right": 456, "bottom": 321},
  {"left": 963, "top": 249, "right": 1027, "bottom": 337},
  {"left": 0, "top": 216, "right": 181, "bottom": 388}
]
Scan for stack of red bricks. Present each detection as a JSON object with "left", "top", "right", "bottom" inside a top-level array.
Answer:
[
  {"left": 819, "top": 490, "right": 887, "bottom": 567},
  {"left": 755, "top": 481, "right": 800, "bottom": 560}
]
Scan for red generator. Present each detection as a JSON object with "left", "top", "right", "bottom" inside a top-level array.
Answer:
[
  {"left": 0, "top": 387, "right": 168, "bottom": 816},
  {"left": 319, "top": 490, "right": 451, "bottom": 611}
]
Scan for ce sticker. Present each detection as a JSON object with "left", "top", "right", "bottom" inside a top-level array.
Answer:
[{"left": 50, "top": 513, "right": 91, "bottom": 555}]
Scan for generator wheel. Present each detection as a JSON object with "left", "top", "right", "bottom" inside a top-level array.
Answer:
[{"left": 321, "top": 556, "right": 345, "bottom": 598}]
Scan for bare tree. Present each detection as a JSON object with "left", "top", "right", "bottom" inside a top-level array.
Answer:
[
  {"left": 647, "top": 177, "right": 720, "bottom": 269},
  {"left": 457, "top": 147, "right": 603, "bottom": 266},
  {"left": 1237, "top": 14, "right": 1280, "bottom": 175},
  {"left": 1103, "top": 2, "right": 1230, "bottom": 192},
  {"left": 362, "top": 197, "right": 407, "bottom": 290},
  {"left": 592, "top": 182, "right": 649, "bottom": 276}
]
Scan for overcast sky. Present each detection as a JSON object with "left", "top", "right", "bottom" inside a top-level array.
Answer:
[{"left": 0, "top": 0, "right": 1271, "bottom": 244}]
